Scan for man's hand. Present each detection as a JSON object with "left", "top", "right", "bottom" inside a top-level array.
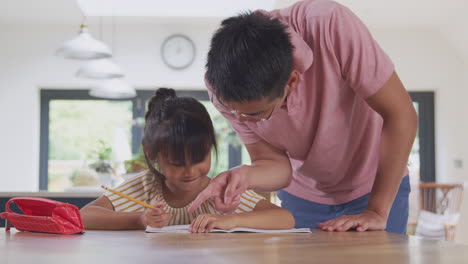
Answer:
[
  {"left": 188, "top": 166, "right": 249, "bottom": 213},
  {"left": 317, "top": 209, "right": 387, "bottom": 232}
]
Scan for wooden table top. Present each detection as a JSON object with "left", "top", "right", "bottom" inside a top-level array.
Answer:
[{"left": 1, "top": 228, "right": 467, "bottom": 264}]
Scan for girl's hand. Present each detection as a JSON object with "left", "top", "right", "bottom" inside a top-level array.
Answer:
[
  {"left": 139, "top": 203, "right": 172, "bottom": 229},
  {"left": 189, "top": 214, "right": 238, "bottom": 233}
]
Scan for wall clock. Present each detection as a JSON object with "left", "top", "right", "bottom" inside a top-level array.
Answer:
[{"left": 161, "top": 34, "right": 196, "bottom": 70}]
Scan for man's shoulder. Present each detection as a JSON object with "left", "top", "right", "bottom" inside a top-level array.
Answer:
[{"left": 270, "top": 0, "right": 339, "bottom": 21}]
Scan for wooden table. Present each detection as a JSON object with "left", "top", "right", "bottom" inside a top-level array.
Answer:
[{"left": 1, "top": 228, "right": 467, "bottom": 264}]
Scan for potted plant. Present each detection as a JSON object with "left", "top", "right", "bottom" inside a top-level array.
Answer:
[
  {"left": 124, "top": 147, "right": 148, "bottom": 174},
  {"left": 88, "top": 140, "right": 114, "bottom": 186}
]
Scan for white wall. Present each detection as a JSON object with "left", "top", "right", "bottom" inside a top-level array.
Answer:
[
  {"left": 0, "top": 20, "right": 220, "bottom": 192},
  {"left": 373, "top": 28, "right": 467, "bottom": 183}
]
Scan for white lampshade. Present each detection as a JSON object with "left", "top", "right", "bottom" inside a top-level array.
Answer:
[
  {"left": 89, "top": 79, "right": 136, "bottom": 99},
  {"left": 56, "top": 24, "right": 112, "bottom": 60},
  {"left": 76, "top": 58, "right": 124, "bottom": 79}
]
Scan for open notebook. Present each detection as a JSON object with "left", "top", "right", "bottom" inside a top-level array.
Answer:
[{"left": 146, "top": 225, "right": 311, "bottom": 234}]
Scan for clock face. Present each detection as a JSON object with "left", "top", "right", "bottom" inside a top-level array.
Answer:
[{"left": 161, "top": 34, "right": 196, "bottom": 70}]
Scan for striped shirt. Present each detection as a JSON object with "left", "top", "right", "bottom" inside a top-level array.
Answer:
[{"left": 104, "top": 170, "right": 265, "bottom": 225}]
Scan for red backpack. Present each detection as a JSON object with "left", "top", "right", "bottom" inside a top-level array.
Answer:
[{"left": 0, "top": 197, "right": 84, "bottom": 234}]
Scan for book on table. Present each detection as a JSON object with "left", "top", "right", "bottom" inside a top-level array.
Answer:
[{"left": 146, "top": 225, "right": 311, "bottom": 234}]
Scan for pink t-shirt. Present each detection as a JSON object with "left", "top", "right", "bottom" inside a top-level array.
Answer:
[{"left": 207, "top": 0, "right": 397, "bottom": 205}]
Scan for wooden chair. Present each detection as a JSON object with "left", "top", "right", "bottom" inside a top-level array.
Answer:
[{"left": 408, "top": 182, "right": 464, "bottom": 241}]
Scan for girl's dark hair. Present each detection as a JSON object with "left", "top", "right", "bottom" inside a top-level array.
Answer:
[{"left": 142, "top": 88, "right": 217, "bottom": 177}]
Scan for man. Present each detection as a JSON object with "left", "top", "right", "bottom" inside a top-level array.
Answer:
[{"left": 188, "top": 0, "right": 417, "bottom": 234}]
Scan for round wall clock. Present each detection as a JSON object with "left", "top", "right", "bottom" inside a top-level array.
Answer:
[{"left": 161, "top": 34, "right": 196, "bottom": 70}]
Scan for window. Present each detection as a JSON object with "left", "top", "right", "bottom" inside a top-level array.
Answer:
[
  {"left": 408, "top": 92, "right": 435, "bottom": 183},
  {"left": 41, "top": 90, "right": 436, "bottom": 195},
  {"left": 39, "top": 89, "right": 245, "bottom": 191},
  {"left": 408, "top": 92, "right": 435, "bottom": 223}
]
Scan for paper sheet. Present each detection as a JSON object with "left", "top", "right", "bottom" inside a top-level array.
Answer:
[{"left": 146, "top": 225, "right": 311, "bottom": 234}]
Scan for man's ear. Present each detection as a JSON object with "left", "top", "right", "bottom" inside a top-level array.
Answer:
[{"left": 286, "top": 69, "right": 300, "bottom": 94}]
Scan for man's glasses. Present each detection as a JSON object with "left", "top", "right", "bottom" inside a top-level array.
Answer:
[{"left": 210, "top": 93, "right": 277, "bottom": 121}]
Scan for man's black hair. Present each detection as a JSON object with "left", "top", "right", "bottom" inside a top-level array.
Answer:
[{"left": 206, "top": 11, "right": 294, "bottom": 103}]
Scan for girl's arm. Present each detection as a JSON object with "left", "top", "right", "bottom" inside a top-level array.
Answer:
[
  {"left": 189, "top": 199, "right": 295, "bottom": 232},
  {"left": 80, "top": 196, "right": 145, "bottom": 230},
  {"left": 81, "top": 196, "right": 172, "bottom": 230}
]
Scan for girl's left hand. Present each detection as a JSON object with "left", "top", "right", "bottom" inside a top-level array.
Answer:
[{"left": 189, "top": 214, "right": 237, "bottom": 233}]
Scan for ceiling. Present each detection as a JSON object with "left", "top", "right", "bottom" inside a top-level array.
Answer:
[
  {"left": 1, "top": 0, "right": 465, "bottom": 28},
  {"left": 76, "top": 0, "right": 276, "bottom": 17},
  {"left": 2, "top": 0, "right": 467, "bottom": 58},
  {"left": 0, "top": 0, "right": 276, "bottom": 24}
]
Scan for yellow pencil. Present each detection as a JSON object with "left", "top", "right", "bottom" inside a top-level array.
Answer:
[{"left": 101, "top": 185, "right": 155, "bottom": 209}]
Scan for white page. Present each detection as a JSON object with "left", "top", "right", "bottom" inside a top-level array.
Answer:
[
  {"left": 146, "top": 225, "right": 191, "bottom": 234},
  {"left": 211, "top": 227, "right": 311, "bottom": 233},
  {"left": 146, "top": 225, "right": 311, "bottom": 234}
]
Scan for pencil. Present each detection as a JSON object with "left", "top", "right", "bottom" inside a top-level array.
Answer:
[{"left": 101, "top": 185, "right": 155, "bottom": 209}]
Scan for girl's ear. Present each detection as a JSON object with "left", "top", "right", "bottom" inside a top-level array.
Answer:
[
  {"left": 144, "top": 149, "right": 158, "bottom": 168},
  {"left": 151, "top": 155, "right": 159, "bottom": 167},
  {"left": 144, "top": 149, "right": 152, "bottom": 160}
]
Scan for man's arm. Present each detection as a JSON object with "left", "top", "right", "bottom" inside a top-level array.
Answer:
[
  {"left": 221, "top": 139, "right": 292, "bottom": 203},
  {"left": 239, "top": 140, "right": 292, "bottom": 192},
  {"left": 365, "top": 71, "right": 418, "bottom": 219},
  {"left": 318, "top": 72, "right": 417, "bottom": 231},
  {"left": 188, "top": 140, "right": 292, "bottom": 213}
]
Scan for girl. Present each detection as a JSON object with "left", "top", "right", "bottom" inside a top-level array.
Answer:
[{"left": 81, "top": 88, "right": 295, "bottom": 232}]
